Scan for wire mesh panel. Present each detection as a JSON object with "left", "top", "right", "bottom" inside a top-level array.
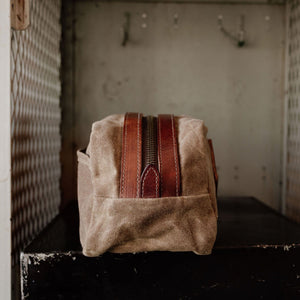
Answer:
[
  {"left": 11, "top": 0, "right": 62, "bottom": 265},
  {"left": 286, "top": 0, "right": 300, "bottom": 222}
]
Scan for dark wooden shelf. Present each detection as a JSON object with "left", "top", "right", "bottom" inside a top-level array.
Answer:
[{"left": 21, "top": 197, "right": 300, "bottom": 299}]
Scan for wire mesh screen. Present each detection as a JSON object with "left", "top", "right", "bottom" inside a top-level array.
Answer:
[
  {"left": 286, "top": 0, "right": 300, "bottom": 222},
  {"left": 11, "top": 0, "right": 62, "bottom": 265}
]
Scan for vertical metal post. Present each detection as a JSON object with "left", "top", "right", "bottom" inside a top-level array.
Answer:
[
  {"left": 0, "top": 1, "right": 11, "bottom": 299},
  {"left": 281, "top": 2, "right": 290, "bottom": 215}
]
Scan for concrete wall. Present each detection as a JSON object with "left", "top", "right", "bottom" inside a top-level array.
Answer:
[{"left": 70, "top": 1, "right": 285, "bottom": 209}]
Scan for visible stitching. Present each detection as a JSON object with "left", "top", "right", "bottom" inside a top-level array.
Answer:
[
  {"left": 158, "top": 116, "right": 163, "bottom": 195},
  {"left": 142, "top": 167, "right": 151, "bottom": 197},
  {"left": 136, "top": 113, "right": 141, "bottom": 197},
  {"left": 141, "top": 166, "right": 159, "bottom": 198},
  {"left": 120, "top": 113, "right": 128, "bottom": 196},
  {"left": 155, "top": 168, "right": 159, "bottom": 197},
  {"left": 171, "top": 115, "right": 179, "bottom": 196}
]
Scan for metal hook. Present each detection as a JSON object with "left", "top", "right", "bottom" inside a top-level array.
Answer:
[
  {"left": 121, "top": 12, "right": 130, "bottom": 47},
  {"left": 173, "top": 13, "right": 179, "bottom": 29},
  {"left": 218, "top": 14, "right": 246, "bottom": 47}
]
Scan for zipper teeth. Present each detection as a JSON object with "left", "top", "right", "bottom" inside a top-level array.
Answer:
[{"left": 143, "top": 116, "right": 158, "bottom": 169}]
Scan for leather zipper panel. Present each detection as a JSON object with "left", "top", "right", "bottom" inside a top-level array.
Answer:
[
  {"left": 120, "top": 113, "right": 181, "bottom": 199},
  {"left": 157, "top": 114, "right": 181, "bottom": 197},
  {"left": 120, "top": 112, "right": 143, "bottom": 198}
]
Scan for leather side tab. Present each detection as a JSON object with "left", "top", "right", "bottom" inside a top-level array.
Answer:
[
  {"left": 208, "top": 139, "right": 218, "bottom": 189},
  {"left": 140, "top": 165, "right": 160, "bottom": 198},
  {"left": 157, "top": 114, "right": 181, "bottom": 197},
  {"left": 120, "top": 113, "right": 143, "bottom": 198}
]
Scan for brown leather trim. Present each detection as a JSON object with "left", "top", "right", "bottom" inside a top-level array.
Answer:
[
  {"left": 157, "top": 114, "right": 181, "bottom": 197},
  {"left": 208, "top": 139, "right": 218, "bottom": 189},
  {"left": 120, "top": 113, "right": 143, "bottom": 198},
  {"left": 140, "top": 165, "right": 160, "bottom": 198}
]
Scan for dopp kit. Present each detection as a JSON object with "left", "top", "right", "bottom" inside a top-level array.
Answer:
[{"left": 77, "top": 113, "right": 218, "bottom": 256}]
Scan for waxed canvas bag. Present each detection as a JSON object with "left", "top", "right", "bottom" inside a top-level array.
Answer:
[{"left": 77, "top": 113, "right": 218, "bottom": 257}]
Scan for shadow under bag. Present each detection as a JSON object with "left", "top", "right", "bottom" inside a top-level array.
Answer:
[{"left": 77, "top": 113, "right": 218, "bottom": 256}]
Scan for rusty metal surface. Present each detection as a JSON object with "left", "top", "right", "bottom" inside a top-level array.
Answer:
[
  {"left": 21, "top": 197, "right": 300, "bottom": 299},
  {"left": 21, "top": 249, "right": 300, "bottom": 299}
]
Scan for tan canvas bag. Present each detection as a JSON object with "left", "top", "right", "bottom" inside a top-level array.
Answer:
[{"left": 77, "top": 113, "right": 218, "bottom": 257}]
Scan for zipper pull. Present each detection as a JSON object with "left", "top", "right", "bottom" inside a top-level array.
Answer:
[{"left": 140, "top": 164, "right": 160, "bottom": 198}]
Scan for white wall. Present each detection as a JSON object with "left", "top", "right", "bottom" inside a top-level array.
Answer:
[
  {"left": 0, "top": 1, "right": 11, "bottom": 299},
  {"left": 73, "top": 2, "right": 285, "bottom": 209}
]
